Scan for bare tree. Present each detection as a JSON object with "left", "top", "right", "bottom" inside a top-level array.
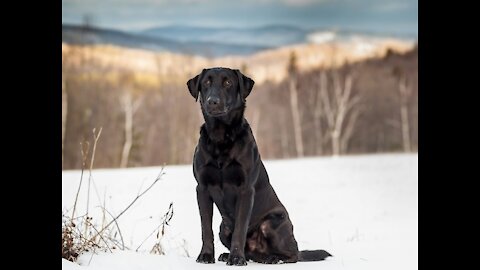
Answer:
[
  {"left": 250, "top": 109, "right": 261, "bottom": 140},
  {"left": 320, "top": 69, "right": 362, "bottom": 156},
  {"left": 310, "top": 72, "right": 328, "bottom": 155},
  {"left": 398, "top": 76, "right": 412, "bottom": 152},
  {"left": 392, "top": 66, "right": 413, "bottom": 153},
  {"left": 120, "top": 91, "right": 142, "bottom": 168},
  {"left": 278, "top": 110, "right": 290, "bottom": 158},
  {"left": 340, "top": 104, "right": 363, "bottom": 154},
  {"left": 62, "top": 68, "right": 68, "bottom": 169},
  {"left": 81, "top": 14, "right": 95, "bottom": 30},
  {"left": 287, "top": 51, "right": 304, "bottom": 157}
]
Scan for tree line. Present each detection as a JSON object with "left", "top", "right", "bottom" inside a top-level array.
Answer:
[{"left": 62, "top": 45, "right": 417, "bottom": 169}]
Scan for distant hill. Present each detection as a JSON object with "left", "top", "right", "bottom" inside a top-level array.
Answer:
[
  {"left": 63, "top": 24, "right": 416, "bottom": 58},
  {"left": 62, "top": 24, "right": 270, "bottom": 57},
  {"left": 140, "top": 25, "right": 308, "bottom": 47},
  {"left": 62, "top": 38, "right": 415, "bottom": 85}
]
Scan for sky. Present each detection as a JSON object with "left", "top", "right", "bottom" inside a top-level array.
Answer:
[{"left": 62, "top": 0, "right": 417, "bottom": 36}]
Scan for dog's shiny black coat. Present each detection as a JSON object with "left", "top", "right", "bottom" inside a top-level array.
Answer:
[{"left": 187, "top": 67, "right": 331, "bottom": 265}]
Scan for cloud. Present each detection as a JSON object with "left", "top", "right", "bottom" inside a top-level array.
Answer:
[
  {"left": 254, "top": 0, "right": 329, "bottom": 6},
  {"left": 282, "top": 0, "right": 329, "bottom": 6},
  {"left": 373, "top": 1, "right": 412, "bottom": 12}
]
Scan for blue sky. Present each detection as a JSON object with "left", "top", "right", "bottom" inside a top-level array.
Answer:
[{"left": 62, "top": 0, "right": 417, "bottom": 36}]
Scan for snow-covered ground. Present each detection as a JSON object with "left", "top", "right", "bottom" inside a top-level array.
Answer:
[{"left": 62, "top": 153, "right": 418, "bottom": 270}]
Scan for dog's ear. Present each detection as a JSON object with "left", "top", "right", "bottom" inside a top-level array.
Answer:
[
  {"left": 187, "top": 69, "right": 206, "bottom": 102},
  {"left": 235, "top": 69, "right": 255, "bottom": 100}
]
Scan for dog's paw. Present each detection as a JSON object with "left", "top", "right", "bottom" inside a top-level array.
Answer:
[
  {"left": 218, "top": 253, "right": 229, "bottom": 262},
  {"left": 196, "top": 253, "right": 215, "bottom": 264},
  {"left": 227, "top": 254, "right": 247, "bottom": 266},
  {"left": 263, "top": 255, "right": 281, "bottom": 264}
]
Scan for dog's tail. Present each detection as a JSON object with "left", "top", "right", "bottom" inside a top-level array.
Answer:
[{"left": 298, "top": 250, "right": 332, "bottom": 261}]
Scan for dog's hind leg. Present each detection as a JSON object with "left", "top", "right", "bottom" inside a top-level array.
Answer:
[
  {"left": 219, "top": 221, "right": 232, "bottom": 249},
  {"left": 218, "top": 221, "right": 232, "bottom": 262},
  {"left": 218, "top": 253, "right": 230, "bottom": 262}
]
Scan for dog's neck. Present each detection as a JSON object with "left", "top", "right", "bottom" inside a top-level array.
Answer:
[{"left": 201, "top": 106, "right": 246, "bottom": 145}]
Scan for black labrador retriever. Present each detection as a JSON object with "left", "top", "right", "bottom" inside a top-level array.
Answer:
[{"left": 187, "top": 67, "right": 331, "bottom": 265}]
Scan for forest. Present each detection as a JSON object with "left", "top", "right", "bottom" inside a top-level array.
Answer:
[{"left": 62, "top": 44, "right": 418, "bottom": 169}]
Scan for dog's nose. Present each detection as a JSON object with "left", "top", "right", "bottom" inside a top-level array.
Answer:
[{"left": 207, "top": 97, "right": 220, "bottom": 106}]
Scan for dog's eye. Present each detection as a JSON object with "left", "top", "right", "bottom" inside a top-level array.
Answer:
[
  {"left": 224, "top": 80, "right": 232, "bottom": 87},
  {"left": 205, "top": 80, "right": 211, "bottom": 86}
]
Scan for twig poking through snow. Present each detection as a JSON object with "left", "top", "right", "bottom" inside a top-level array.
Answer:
[
  {"left": 88, "top": 168, "right": 165, "bottom": 244},
  {"left": 71, "top": 141, "right": 89, "bottom": 221},
  {"left": 97, "top": 206, "right": 126, "bottom": 250},
  {"left": 135, "top": 202, "right": 174, "bottom": 252},
  {"left": 86, "top": 127, "right": 103, "bottom": 217}
]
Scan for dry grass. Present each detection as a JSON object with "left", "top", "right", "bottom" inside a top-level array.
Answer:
[{"left": 62, "top": 127, "right": 168, "bottom": 262}]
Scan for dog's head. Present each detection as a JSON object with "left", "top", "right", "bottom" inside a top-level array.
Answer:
[{"left": 187, "top": 67, "right": 254, "bottom": 117}]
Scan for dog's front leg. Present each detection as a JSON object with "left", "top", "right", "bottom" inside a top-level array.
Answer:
[
  {"left": 227, "top": 187, "right": 254, "bottom": 266},
  {"left": 196, "top": 184, "right": 215, "bottom": 263}
]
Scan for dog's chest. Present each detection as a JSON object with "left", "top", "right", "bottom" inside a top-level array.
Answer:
[
  {"left": 201, "top": 156, "right": 245, "bottom": 187},
  {"left": 197, "top": 126, "right": 249, "bottom": 187},
  {"left": 206, "top": 140, "right": 235, "bottom": 168},
  {"left": 198, "top": 143, "right": 243, "bottom": 183},
  {"left": 213, "top": 152, "right": 230, "bottom": 169}
]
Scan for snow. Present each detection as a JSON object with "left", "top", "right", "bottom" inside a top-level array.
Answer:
[
  {"left": 306, "top": 31, "right": 336, "bottom": 44},
  {"left": 62, "top": 153, "right": 418, "bottom": 269}
]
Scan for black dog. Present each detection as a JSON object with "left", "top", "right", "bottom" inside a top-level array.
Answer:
[{"left": 187, "top": 67, "right": 331, "bottom": 265}]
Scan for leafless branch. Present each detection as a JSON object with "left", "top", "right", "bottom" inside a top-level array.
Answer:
[
  {"left": 135, "top": 202, "right": 174, "bottom": 252},
  {"left": 71, "top": 141, "right": 89, "bottom": 221},
  {"left": 86, "top": 127, "right": 103, "bottom": 216},
  {"left": 89, "top": 168, "right": 165, "bottom": 243},
  {"left": 96, "top": 206, "right": 125, "bottom": 250},
  {"left": 341, "top": 105, "right": 364, "bottom": 153},
  {"left": 85, "top": 218, "right": 113, "bottom": 253}
]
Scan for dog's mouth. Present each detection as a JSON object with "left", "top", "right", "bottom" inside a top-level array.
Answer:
[
  {"left": 206, "top": 107, "right": 229, "bottom": 117},
  {"left": 206, "top": 109, "right": 228, "bottom": 117}
]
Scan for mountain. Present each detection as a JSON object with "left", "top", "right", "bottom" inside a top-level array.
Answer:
[
  {"left": 140, "top": 25, "right": 308, "bottom": 47},
  {"left": 62, "top": 24, "right": 270, "bottom": 57},
  {"left": 63, "top": 25, "right": 177, "bottom": 51},
  {"left": 62, "top": 24, "right": 416, "bottom": 58}
]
